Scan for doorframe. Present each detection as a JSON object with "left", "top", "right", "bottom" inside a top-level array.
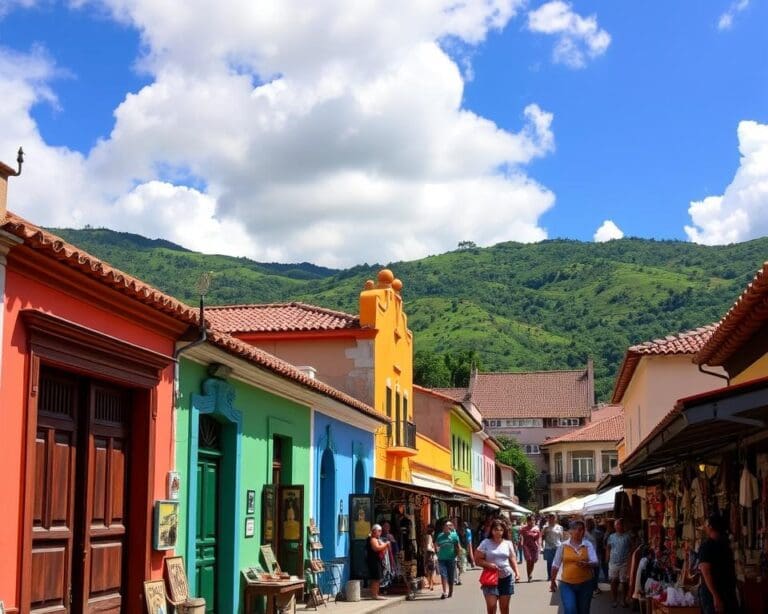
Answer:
[
  {"left": 187, "top": 376, "right": 242, "bottom": 614},
  {"left": 19, "top": 310, "right": 172, "bottom": 614}
]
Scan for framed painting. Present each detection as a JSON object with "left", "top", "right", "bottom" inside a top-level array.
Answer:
[
  {"left": 246, "top": 489, "right": 256, "bottom": 515},
  {"left": 153, "top": 500, "right": 179, "bottom": 550},
  {"left": 164, "top": 556, "right": 190, "bottom": 603},
  {"left": 245, "top": 517, "right": 255, "bottom": 538},
  {"left": 350, "top": 494, "right": 372, "bottom": 540},
  {"left": 143, "top": 580, "right": 167, "bottom": 614},
  {"left": 260, "top": 544, "right": 281, "bottom": 574},
  {"left": 262, "top": 484, "right": 276, "bottom": 545}
]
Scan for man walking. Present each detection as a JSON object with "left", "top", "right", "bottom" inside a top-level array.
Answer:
[
  {"left": 606, "top": 519, "right": 633, "bottom": 608},
  {"left": 542, "top": 514, "right": 564, "bottom": 581}
]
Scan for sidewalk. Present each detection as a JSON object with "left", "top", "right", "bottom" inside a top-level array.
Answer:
[{"left": 295, "top": 592, "right": 408, "bottom": 614}]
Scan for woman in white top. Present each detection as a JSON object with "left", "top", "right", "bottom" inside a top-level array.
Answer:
[{"left": 475, "top": 519, "right": 521, "bottom": 614}]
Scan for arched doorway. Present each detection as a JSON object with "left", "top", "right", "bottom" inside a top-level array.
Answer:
[
  {"left": 354, "top": 458, "right": 366, "bottom": 493},
  {"left": 320, "top": 448, "right": 336, "bottom": 550}
]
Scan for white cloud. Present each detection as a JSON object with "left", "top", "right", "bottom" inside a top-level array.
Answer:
[
  {"left": 685, "top": 121, "right": 768, "bottom": 245},
  {"left": 718, "top": 0, "right": 749, "bottom": 30},
  {"left": 593, "top": 220, "right": 624, "bottom": 242},
  {"left": 527, "top": 1, "right": 610, "bottom": 69},
  {"left": 1, "top": 0, "right": 564, "bottom": 267}
]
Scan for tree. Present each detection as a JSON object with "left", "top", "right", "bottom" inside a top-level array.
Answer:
[
  {"left": 413, "top": 350, "right": 451, "bottom": 387},
  {"left": 457, "top": 240, "right": 477, "bottom": 251},
  {"left": 444, "top": 349, "right": 482, "bottom": 387},
  {"left": 495, "top": 435, "right": 537, "bottom": 505}
]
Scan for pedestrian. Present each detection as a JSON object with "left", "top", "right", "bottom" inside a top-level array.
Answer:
[
  {"left": 542, "top": 513, "right": 564, "bottom": 581},
  {"left": 698, "top": 513, "right": 740, "bottom": 614},
  {"left": 462, "top": 519, "right": 476, "bottom": 568},
  {"left": 436, "top": 519, "right": 461, "bottom": 599},
  {"left": 510, "top": 518, "right": 523, "bottom": 564},
  {"left": 520, "top": 514, "right": 542, "bottom": 582},
  {"left": 550, "top": 519, "right": 599, "bottom": 614},
  {"left": 366, "top": 524, "right": 390, "bottom": 600},
  {"left": 452, "top": 517, "right": 465, "bottom": 585},
  {"left": 592, "top": 519, "right": 607, "bottom": 584},
  {"left": 606, "top": 518, "right": 633, "bottom": 608},
  {"left": 584, "top": 518, "right": 601, "bottom": 595},
  {"left": 476, "top": 518, "right": 521, "bottom": 614},
  {"left": 422, "top": 525, "right": 437, "bottom": 591}
]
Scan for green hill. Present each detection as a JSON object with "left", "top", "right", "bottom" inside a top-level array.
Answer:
[{"left": 49, "top": 227, "right": 768, "bottom": 400}]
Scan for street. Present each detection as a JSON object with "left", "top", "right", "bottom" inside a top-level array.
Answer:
[{"left": 389, "top": 559, "right": 622, "bottom": 614}]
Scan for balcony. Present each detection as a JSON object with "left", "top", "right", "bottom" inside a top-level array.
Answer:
[
  {"left": 565, "top": 473, "right": 597, "bottom": 483},
  {"left": 386, "top": 420, "right": 417, "bottom": 457}
]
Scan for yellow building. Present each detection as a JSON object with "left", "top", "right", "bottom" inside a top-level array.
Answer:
[{"left": 359, "top": 269, "right": 416, "bottom": 481}]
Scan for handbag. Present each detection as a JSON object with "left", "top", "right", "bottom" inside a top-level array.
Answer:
[{"left": 479, "top": 567, "right": 499, "bottom": 587}]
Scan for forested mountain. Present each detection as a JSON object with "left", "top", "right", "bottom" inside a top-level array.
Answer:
[{"left": 51, "top": 227, "right": 768, "bottom": 400}]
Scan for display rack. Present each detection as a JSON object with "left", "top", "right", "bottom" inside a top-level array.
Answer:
[{"left": 306, "top": 519, "right": 327, "bottom": 609}]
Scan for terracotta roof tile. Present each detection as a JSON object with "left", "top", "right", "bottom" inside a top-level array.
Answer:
[
  {"left": 206, "top": 302, "right": 361, "bottom": 333},
  {"left": 432, "top": 387, "right": 470, "bottom": 402},
  {"left": 470, "top": 369, "right": 592, "bottom": 419},
  {"left": 206, "top": 330, "right": 384, "bottom": 421},
  {"left": 1, "top": 211, "right": 199, "bottom": 325},
  {"left": 696, "top": 261, "right": 768, "bottom": 366},
  {"left": 543, "top": 413, "right": 624, "bottom": 446},
  {"left": 0, "top": 212, "right": 383, "bottom": 421},
  {"left": 627, "top": 325, "right": 716, "bottom": 356},
  {"left": 611, "top": 324, "right": 716, "bottom": 403}
]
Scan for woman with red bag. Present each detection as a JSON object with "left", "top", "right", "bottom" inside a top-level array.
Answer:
[{"left": 475, "top": 519, "right": 520, "bottom": 614}]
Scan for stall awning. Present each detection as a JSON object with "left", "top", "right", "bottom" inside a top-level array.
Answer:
[
  {"left": 540, "top": 495, "right": 594, "bottom": 515},
  {"left": 582, "top": 486, "right": 622, "bottom": 515},
  {"left": 411, "top": 472, "right": 455, "bottom": 494},
  {"left": 621, "top": 377, "right": 768, "bottom": 477}
]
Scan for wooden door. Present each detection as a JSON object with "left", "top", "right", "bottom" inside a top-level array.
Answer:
[
  {"left": 79, "top": 382, "right": 130, "bottom": 613},
  {"left": 29, "top": 369, "right": 130, "bottom": 614},
  {"left": 30, "top": 369, "right": 80, "bottom": 613}
]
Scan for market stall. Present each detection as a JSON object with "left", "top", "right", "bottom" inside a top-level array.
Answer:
[{"left": 616, "top": 377, "right": 768, "bottom": 613}]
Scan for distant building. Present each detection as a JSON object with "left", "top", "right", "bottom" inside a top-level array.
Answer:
[
  {"left": 541, "top": 404, "right": 624, "bottom": 504},
  {"left": 438, "top": 361, "right": 595, "bottom": 507}
]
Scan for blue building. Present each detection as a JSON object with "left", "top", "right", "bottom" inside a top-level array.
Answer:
[{"left": 313, "top": 411, "right": 377, "bottom": 591}]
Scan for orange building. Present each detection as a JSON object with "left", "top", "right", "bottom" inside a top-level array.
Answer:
[{"left": 0, "top": 208, "right": 197, "bottom": 612}]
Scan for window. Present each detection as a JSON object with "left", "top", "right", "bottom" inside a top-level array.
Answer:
[
  {"left": 524, "top": 444, "right": 540, "bottom": 455},
  {"left": 601, "top": 450, "right": 618, "bottom": 474},
  {"left": 554, "top": 452, "right": 563, "bottom": 478},
  {"left": 386, "top": 386, "right": 392, "bottom": 418},
  {"left": 558, "top": 418, "right": 580, "bottom": 427},
  {"left": 571, "top": 452, "right": 594, "bottom": 482},
  {"left": 502, "top": 418, "right": 544, "bottom": 428}
]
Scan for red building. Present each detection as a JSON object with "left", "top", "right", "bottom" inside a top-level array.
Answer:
[{"left": 0, "top": 204, "right": 198, "bottom": 612}]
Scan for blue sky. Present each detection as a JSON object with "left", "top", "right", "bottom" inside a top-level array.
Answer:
[{"left": 0, "top": 1, "right": 766, "bottom": 266}]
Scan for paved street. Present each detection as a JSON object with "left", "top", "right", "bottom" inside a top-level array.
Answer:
[{"left": 389, "top": 559, "right": 622, "bottom": 614}]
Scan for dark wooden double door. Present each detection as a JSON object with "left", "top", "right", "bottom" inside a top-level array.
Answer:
[{"left": 30, "top": 367, "right": 131, "bottom": 613}]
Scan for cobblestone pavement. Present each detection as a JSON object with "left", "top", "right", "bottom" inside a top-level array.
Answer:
[{"left": 387, "top": 558, "right": 626, "bottom": 614}]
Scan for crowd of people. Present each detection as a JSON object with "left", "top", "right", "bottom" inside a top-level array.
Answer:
[{"left": 365, "top": 510, "right": 739, "bottom": 614}]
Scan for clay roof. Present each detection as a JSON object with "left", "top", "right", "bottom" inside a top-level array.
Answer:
[
  {"left": 0, "top": 212, "right": 382, "bottom": 421},
  {"left": 205, "top": 330, "right": 384, "bottom": 421},
  {"left": 433, "top": 387, "right": 470, "bottom": 402},
  {"left": 610, "top": 325, "right": 716, "bottom": 403},
  {"left": 543, "top": 413, "right": 624, "bottom": 446},
  {"left": 206, "top": 302, "right": 361, "bottom": 334},
  {"left": 470, "top": 369, "right": 592, "bottom": 419},
  {"left": 413, "top": 384, "right": 461, "bottom": 404},
  {"left": 1, "top": 211, "right": 199, "bottom": 325},
  {"left": 696, "top": 261, "right": 768, "bottom": 366}
]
